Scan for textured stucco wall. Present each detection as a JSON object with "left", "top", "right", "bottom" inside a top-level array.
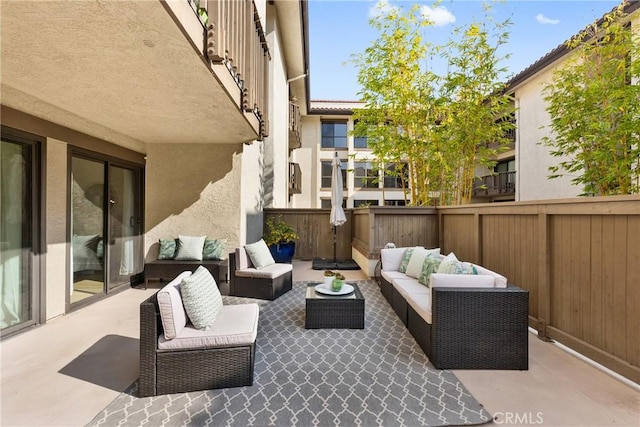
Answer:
[
  {"left": 515, "top": 65, "right": 582, "bottom": 201},
  {"left": 45, "top": 138, "right": 68, "bottom": 320},
  {"left": 265, "top": 6, "right": 289, "bottom": 209},
  {"left": 144, "top": 143, "right": 243, "bottom": 260},
  {"left": 241, "top": 142, "right": 265, "bottom": 245},
  {"left": 294, "top": 116, "right": 320, "bottom": 207}
]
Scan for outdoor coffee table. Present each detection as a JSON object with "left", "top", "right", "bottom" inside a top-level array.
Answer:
[{"left": 305, "top": 283, "right": 365, "bottom": 329}]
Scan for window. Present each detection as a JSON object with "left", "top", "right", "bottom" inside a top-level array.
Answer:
[
  {"left": 354, "top": 162, "right": 377, "bottom": 188},
  {"left": 321, "top": 121, "right": 347, "bottom": 149},
  {"left": 354, "top": 135, "right": 368, "bottom": 149},
  {"left": 384, "top": 200, "right": 407, "bottom": 206},
  {"left": 321, "top": 161, "right": 347, "bottom": 189},
  {"left": 383, "top": 163, "right": 407, "bottom": 189},
  {"left": 321, "top": 198, "right": 346, "bottom": 209},
  {"left": 354, "top": 199, "right": 379, "bottom": 208}
]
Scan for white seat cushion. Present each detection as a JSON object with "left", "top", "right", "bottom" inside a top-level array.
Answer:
[
  {"left": 156, "top": 271, "right": 192, "bottom": 340},
  {"left": 392, "top": 278, "right": 429, "bottom": 298},
  {"left": 235, "top": 262, "right": 293, "bottom": 279},
  {"left": 430, "top": 273, "right": 496, "bottom": 288},
  {"left": 381, "top": 270, "right": 406, "bottom": 282},
  {"left": 406, "top": 293, "right": 432, "bottom": 324},
  {"left": 474, "top": 264, "right": 508, "bottom": 288},
  {"left": 158, "top": 303, "right": 259, "bottom": 350}
]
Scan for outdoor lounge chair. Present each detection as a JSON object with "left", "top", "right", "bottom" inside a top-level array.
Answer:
[{"left": 229, "top": 246, "right": 293, "bottom": 300}]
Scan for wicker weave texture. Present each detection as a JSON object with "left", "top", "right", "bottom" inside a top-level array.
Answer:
[
  {"left": 229, "top": 252, "right": 293, "bottom": 300},
  {"left": 305, "top": 284, "right": 365, "bottom": 329},
  {"left": 139, "top": 294, "right": 255, "bottom": 397}
]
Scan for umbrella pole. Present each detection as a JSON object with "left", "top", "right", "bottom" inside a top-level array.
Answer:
[{"left": 333, "top": 225, "right": 337, "bottom": 263}]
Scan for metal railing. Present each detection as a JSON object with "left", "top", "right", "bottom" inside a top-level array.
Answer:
[
  {"left": 472, "top": 171, "right": 516, "bottom": 197},
  {"left": 204, "top": 0, "right": 270, "bottom": 138},
  {"left": 289, "top": 102, "right": 301, "bottom": 149}
]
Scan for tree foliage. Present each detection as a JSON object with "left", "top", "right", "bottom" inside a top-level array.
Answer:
[
  {"left": 352, "top": 1, "right": 514, "bottom": 205},
  {"left": 542, "top": 1, "right": 640, "bottom": 196}
]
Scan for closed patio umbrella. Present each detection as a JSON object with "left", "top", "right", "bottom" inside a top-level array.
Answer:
[{"left": 330, "top": 152, "right": 346, "bottom": 262}]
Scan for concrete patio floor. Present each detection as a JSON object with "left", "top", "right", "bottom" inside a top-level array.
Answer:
[{"left": 1, "top": 261, "right": 638, "bottom": 426}]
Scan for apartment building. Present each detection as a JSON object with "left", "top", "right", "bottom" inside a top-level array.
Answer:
[
  {"left": 291, "top": 100, "right": 408, "bottom": 209},
  {"left": 0, "top": 0, "right": 309, "bottom": 337}
]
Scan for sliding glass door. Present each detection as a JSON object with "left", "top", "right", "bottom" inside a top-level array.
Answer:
[
  {"left": 0, "top": 137, "right": 37, "bottom": 335},
  {"left": 70, "top": 153, "right": 142, "bottom": 306}
]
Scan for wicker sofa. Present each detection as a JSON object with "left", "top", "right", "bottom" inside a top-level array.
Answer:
[
  {"left": 380, "top": 247, "right": 529, "bottom": 370},
  {"left": 139, "top": 271, "right": 259, "bottom": 397}
]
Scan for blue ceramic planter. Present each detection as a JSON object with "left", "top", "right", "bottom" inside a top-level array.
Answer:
[{"left": 268, "top": 242, "right": 296, "bottom": 263}]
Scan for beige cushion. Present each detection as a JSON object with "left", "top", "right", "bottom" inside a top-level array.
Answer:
[
  {"left": 474, "top": 264, "right": 508, "bottom": 288},
  {"left": 244, "top": 239, "right": 275, "bottom": 269},
  {"left": 380, "top": 247, "right": 408, "bottom": 271},
  {"left": 180, "top": 266, "right": 223, "bottom": 330},
  {"left": 175, "top": 235, "right": 206, "bottom": 261},
  {"left": 393, "top": 278, "right": 430, "bottom": 298},
  {"left": 406, "top": 293, "right": 432, "bottom": 324},
  {"left": 430, "top": 273, "right": 495, "bottom": 288},
  {"left": 156, "top": 271, "right": 192, "bottom": 340},
  {"left": 405, "top": 247, "right": 440, "bottom": 278},
  {"left": 235, "top": 247, "right": 253, "bottom": 270},
  {"left": 381, "top": 270, "right": 406, "bottom": 282},
  {"left": 158, "top": 303, "right": 259, "bottom": 350},
  {"left": 235, "top": 262, "right": 293, "bottom": 279}
]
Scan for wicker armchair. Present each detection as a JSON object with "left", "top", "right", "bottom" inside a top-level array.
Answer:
[
  {"left": 139, "top": 293, "right": 256, "bottom": 397},
  {"left": 229, "top": 248, "right": 292, "bottom": 300}
]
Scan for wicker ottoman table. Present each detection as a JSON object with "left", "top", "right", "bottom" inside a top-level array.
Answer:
[{"left": 305, "top": 283, "right": 365, "bottom": 329}]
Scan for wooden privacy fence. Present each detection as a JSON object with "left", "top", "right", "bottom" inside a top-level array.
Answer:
[
  {"left": 351, "top": 207, "right": 438, "bottom": 258},
  {"left": 264, "top": 209, "right": 352, "bottom": 261},
  {"left": 437, "top": 195, "right": 639, "bottom": 383}
]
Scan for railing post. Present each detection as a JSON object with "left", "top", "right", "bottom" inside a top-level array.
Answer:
[
  {"left": 537, "top": 206, "right": 552, "bottom": 341},
  {"left": 206, "top": 0, "right": 224, "bottom": 62}
]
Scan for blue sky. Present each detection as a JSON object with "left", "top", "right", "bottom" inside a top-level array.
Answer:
[{"left": 308, "top": 0, "right": 622, "bottom": 100}]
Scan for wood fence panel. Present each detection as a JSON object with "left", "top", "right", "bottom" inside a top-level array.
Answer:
[
  {"left": 480, "top": 214, "right": 539, "bottom": 319},
  {"left": 442, "top": 214, "right": 477, "bottom": 262},
  {"left": 626, "top": 216, "right": 640, "bottom": 367}
]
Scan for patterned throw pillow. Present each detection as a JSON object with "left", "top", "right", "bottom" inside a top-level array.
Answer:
[
  {"left": 203, "top": 238, "right": 227, "bottom": 260},
  {"left": 175, "top": 235, "right": 206, "bottom": 261},
  {"left": 244, "top": 239, "right": 276, "bottom": 269},
  {"left": 180, "top": 266, "right": 223, "bottom": 330},
  {"left": 419, "top": 255, "right": 442, "bottom": 286},
  {"left": 398, "top": 248, "right": 416, "bottom": 273},
  {"left": 437, "top": 252, "right": 466, "bottom": 274},
  {"left": 158, "top": 238, "right": 178, "bottom": 260}
]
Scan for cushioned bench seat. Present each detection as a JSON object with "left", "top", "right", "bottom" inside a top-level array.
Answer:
[{"left": 159, "top": 303, "right": 259, "bottom": 350}]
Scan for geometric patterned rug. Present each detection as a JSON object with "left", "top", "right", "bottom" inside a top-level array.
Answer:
[{"left": 87, "top": 281, "right": 492, "bottom": 426}]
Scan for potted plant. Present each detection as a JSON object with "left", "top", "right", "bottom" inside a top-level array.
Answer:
[
  {"left": 323, "top": 270, "right": 336, "bottom": 287},
  {"left": 332, "top": 273, "right": 345, "bottom": 292},
  {"left": 263, "top": 216, "right": 299, "bottom": 263}
]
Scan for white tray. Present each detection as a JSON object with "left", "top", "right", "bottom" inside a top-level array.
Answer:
[{"left": 314, "top": 283, "right": 354, "bottom": 296}]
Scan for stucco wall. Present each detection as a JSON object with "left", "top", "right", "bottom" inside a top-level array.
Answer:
[
  {"left": 265, "top": 6, "right": 289, "bottom": 209},
  {"left": 45, "top": 138, "right": 68, "bottom": 320},
  {"left": 240, "top": 141, "right": 265, "bottom": 245},
  {"left": 294, "top": 116, "right": 321, "bottom": 207},
  {"left": 144, "top": 143, "right": 243, "bottom": 260},
  {"left": 515, "top": 67, "right": 582, "bottom": 201}
]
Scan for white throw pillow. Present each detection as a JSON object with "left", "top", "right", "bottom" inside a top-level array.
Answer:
[
  {"left": 181, "top": 266, "right": 223, "bottom": 330},
  {"left": 437, "top": 252, "right": 466, "bottom": 274},
  {"left": 175, "top": 235, "right": 206, "bottom": 261},
  {"left": 157, "top": 271, "right": 192, "bottom": 340},
  {"left": 405, "top": 247, "right": 439, "bottom": 279},
  {"left": 244, "top": 239, "right": 276, "bottom": 269}
]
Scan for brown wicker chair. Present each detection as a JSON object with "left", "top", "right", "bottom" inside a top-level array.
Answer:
[
  {"left": 139, "top": 293, "right": 256, "bottom": 397},
  {"left": 229, "top": 249, "right": 292, "bottom": 300}
]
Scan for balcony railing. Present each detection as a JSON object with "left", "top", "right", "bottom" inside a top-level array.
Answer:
[
  {"left": 289, "top": 102, "right": 301, "bottom": 149},
  {"left": 472, "top": 171, "right": 516, "bottom": 197},
  {"left": 204, "top": 0, "right": 270, "bottom": 139}
]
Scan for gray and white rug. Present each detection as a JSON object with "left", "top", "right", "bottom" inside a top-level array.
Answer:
[{"left": 88, "top": 281, "right": 492, "bottom": 426}]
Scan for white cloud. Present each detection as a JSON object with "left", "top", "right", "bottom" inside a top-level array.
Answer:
[
  {"left": 420, "top": 5, "right": 456, "bottom": 27},
  {"left": 535, "top": 13, "right": 560, "bottom": 25},
  {"left": 369, "top": 0, "right": 398, "bottom": 18}
]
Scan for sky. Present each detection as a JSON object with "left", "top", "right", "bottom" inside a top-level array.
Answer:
[{"left": 308, "top": 0, "right": 623, "bottom": 100}]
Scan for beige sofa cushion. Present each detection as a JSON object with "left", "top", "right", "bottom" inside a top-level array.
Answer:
[
  {"left": 380, "top": 247, "right": 408, "bottom": 271},
  {"left": 406, "top": 293, "right": 432, "bottom": 324},
  {"left": 381, "top": 270, "right": 407, "bottom": 282},
  {"left": 430, "top": 273, "right": 496, "bottom": 288},
  {"left": 235, "top": 262, "right": 293, "bottom": 279},
  {"left": 156, "top": 271, "right": 193, "bottom": 340},
  {"left": 393, "top": 278, "right": 429, "bottom": 298},
  {"left": 158, "top": 303, "right": 259, "bottom": 350}
]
